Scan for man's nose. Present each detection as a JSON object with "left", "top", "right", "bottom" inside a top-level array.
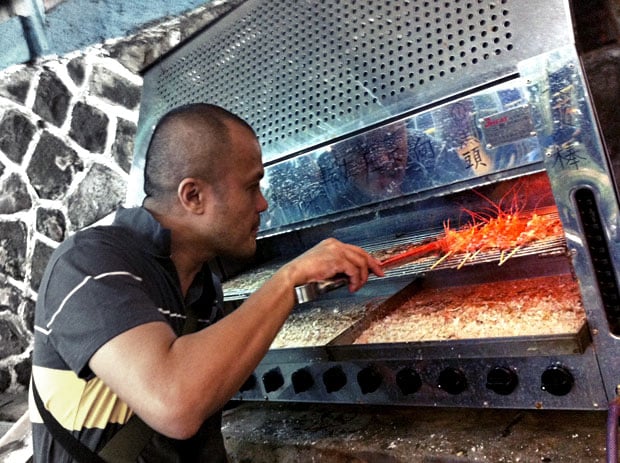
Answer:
[{"left": 257, "top": 191, "right": 269, "bottom": 212}]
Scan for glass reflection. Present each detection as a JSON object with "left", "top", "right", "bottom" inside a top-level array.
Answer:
[{"left": 260, "top": 85, "right": 543, "bottom": 233}]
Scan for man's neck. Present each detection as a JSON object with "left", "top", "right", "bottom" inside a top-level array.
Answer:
[
  {"left": 145, "top": 203, "right": 211, "bottom": 297},
  {"left": 169, "top": 246, "right": 206, "bottom": 297}
]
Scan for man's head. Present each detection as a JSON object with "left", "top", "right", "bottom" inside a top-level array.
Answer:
[
  {"left": 144, "top": 103, "right": 255, "bottom": 205},
  {"left": 143, "top": 103, "right": 267, "bottom": 260},
  {"left": 337, "top": 122, "right": 410, "bottom": 199}
]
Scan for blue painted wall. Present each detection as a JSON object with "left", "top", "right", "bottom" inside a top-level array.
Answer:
[
  {"left": 0, "top": 0, "right": 211, "bottom": 69},
  {"left": 0, "top": 17, "right": 31, "bottom": 69}
]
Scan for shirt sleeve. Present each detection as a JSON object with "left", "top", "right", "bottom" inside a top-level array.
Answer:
[{"left": 38, "top": 231, "right": 168, "bottom": 379}]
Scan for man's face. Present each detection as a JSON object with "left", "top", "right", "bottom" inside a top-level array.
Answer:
[
  {"left": 343, "top": 123, "right": 409, "bottom": 197},
  {"left": 364, "top": 125, "right": 409, "bottom": 181},
  {"left": 204, "top": 123, "right": 268, "bottom": 259}
]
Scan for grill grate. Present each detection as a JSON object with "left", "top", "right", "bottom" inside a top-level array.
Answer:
[{"left": 222, "top": 212, "right": 568, "bottom": 300}]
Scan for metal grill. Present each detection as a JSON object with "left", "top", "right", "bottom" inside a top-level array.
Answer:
[
  {"left": 221, "top": 211, "right": 568, "bottom": 301},
  {"left": 131, "top": 0, "right": 620, "bottom": 413}
]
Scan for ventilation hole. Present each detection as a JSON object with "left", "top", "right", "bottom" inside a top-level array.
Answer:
[
  {"left": 357, "top": 366, "right": 383, "bottom": 394},
  {"left": 239, "top": 374, "right": 256, "bottom": 392},
  {"left": 575, "top": 188, "right": 620, "bottom": 335},
  {"left": 323, "top": 366, "right": 347, "bottom": 393},
  {"left": 291, "top": 368, "right": 314, "bottom": 393},
  {"left": 262, "top": 368, "right": 284, "bottom": 393},
  {"left": 396, "top": 368, "right": 422, "bottom": 395},
  {"left": 151, "top": 0, "right": 516, "bottom": 160}
]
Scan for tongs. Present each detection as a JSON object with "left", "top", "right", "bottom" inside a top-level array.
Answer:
[
  {"left": 294, "top": 240, "right": 442, "bottom": 304},
  {"left": 294, "top": 274, "right": 349, "bottom": 304}
]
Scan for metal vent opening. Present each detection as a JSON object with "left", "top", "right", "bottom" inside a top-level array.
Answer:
[
  {"left": 140, "top": 0, "right": 571, "bottom": 165},
  {"left": 157, "top": 0, "right": 515, "bottom": 152},
  {"left": 575, "top": 187, "right": 620, "bottom": 335}
]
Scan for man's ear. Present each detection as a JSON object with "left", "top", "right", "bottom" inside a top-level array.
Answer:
[{"left": 177, "top": 177, "right": 207, "bottom": 213}]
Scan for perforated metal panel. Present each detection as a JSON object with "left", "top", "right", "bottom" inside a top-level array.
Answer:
[{"left": 128, "top": 0, "right": 573, "bottom": 203}]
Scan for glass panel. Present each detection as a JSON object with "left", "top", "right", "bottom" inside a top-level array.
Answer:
[{"left": 260, "top": 81, "right": 543, "bottom": 232}]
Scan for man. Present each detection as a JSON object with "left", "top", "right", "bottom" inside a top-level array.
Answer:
[
  {"left": 30, "top": 104, "right": 384, "bottom": 462},
  {"left": 318, "top": 122, "right": 411, "bottom": 210}
]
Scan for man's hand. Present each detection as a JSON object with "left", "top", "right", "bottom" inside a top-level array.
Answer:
[{"left": 279, "top": 237, "right": 385, "bottom": 293}]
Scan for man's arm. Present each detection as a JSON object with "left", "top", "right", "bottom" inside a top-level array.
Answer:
[{"left": 89, "top": 238, "right": 383, "bottom": 439}]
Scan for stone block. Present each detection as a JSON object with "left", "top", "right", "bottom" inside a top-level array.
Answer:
[
  {"left": 29, "top": 240, "right": 54, "bottom": 292},
  {"left": 0, "top": 221, "right": 27, "bottom": 281},
  {"left": 22, "top": 299, "right": 34, "bottom": 334},
  {"left": 27, "top": 131, "right": 83, "bottom": 200},
  {"left": 112, "top": 118, "right": 136, "bottom": 173},
  {"left": 105, "top": 35, "right": 170, "bottom": 74},
  {"left": 14, "top": 357, "right": 31, "bottom": 388},
  {"left": 90, "top": 66, "right": 141, "bottom": 110},
  {"left": 0, "top": 369, "right": 10, "bottom": 395},
  {"left": 69, "top": 101, "right": 109, "bottom": 153},
  {"left": 0, "top": 392, "right": 28, "bottom": 422},
  {"left": 33, "top": 69, "right": 71, "bottom": 127},
  {"left": 36, "top": 207, "right": 66, "bottom": 242},
  {"left": 0, "top": 278, "right": 21, "bottom": 315},
  {"left": 67, "top": 56, "right": 86, "bottom": 87},
  {"left": 0, "top": 319, "right": 27, "bottom": 360},
  {"left": 0, "top": 174, "right": 32, "bottom": 214},
  {"left": 0, "top": 110, "right": 36, "bottom": 164},
  {"left": 67, "top": 163, "right": 125, "bottom": 230},
  {"left": 0, "top": 66, "right": 33, "bottom": 104}
]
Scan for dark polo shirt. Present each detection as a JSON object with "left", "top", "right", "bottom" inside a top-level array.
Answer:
[{"left": 31, "top": 207, "right": 228, "bottom": 462}]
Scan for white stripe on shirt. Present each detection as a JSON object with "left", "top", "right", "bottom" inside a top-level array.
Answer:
[{"left": 36, "top": 271, "right": 143, "bottom": 336}]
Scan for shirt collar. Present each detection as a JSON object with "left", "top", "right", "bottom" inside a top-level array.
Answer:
[{"left": 112, "top": 206, "right": 171, "bottom": 258}]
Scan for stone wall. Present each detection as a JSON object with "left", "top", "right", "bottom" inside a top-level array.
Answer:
[{"left": 0, "top": 0, "right": 240, "bottom": 396}]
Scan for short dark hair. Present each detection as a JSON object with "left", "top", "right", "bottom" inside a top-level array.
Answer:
[{"left": 143, "top": 103, "right": 255, "bottom": 202}]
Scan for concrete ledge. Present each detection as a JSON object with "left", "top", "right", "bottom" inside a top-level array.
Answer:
[{"left": 222, "top": 402, "right": 609, "bottom": 462}]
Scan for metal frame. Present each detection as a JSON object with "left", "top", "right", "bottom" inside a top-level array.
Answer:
[{"left": 130, "top": 0, "right": 620, "bottom": 410}]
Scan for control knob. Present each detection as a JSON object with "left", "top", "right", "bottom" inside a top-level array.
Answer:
[
  {"left": 486, "top": 366, "right": 519, "bottom": 395},
  {"left": 541, "top": 364, "right": 574, "bottom": 396}
]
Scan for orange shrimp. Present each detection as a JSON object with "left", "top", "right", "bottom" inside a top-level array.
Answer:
[
  {"left": 380, "top": 239, "right": 444, "bottom": 268},
  {"left": 499, "top": 211, "right": 563, "bottom": 263},
  {"left": 379, "top": 180, "right": 564, "bottom": 270}
]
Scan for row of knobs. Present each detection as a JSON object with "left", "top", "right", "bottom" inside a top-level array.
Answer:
[{"left": 244, "top": 364, "right": 574, "bottom": 397}]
